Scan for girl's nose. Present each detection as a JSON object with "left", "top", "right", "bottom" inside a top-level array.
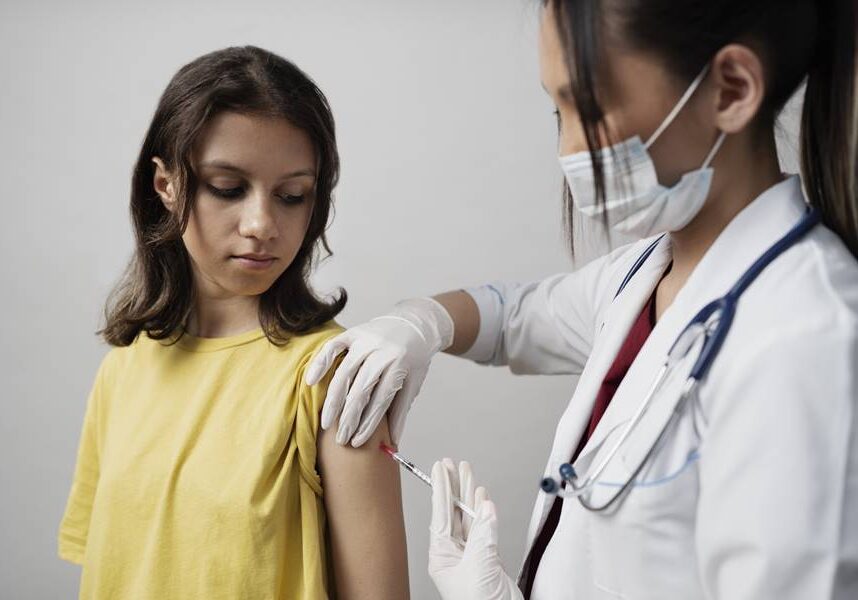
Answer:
[{"left": 238, "top": 192, "right": 278, "bottom": 241}]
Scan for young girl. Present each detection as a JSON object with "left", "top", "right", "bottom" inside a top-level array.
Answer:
[{"left": 58, "top": 46, "right": 409, "bottom": 599}]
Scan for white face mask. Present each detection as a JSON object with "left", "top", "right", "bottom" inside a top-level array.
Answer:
[{"left": 558, "top": 65, "right": 727, "bottom": 239}]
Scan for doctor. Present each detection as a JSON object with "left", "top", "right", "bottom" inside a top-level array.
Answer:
[{"left": 305, "top": 0, "right": 858, "bottom": 598}]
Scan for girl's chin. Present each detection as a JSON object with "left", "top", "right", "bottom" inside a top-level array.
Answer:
[{"left": 221, "top": 271, "right": 286, "bottom": 297}]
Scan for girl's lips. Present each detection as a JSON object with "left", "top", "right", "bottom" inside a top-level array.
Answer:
[{"left": 231, "top": 255, "right": 276, "bottom": 270}]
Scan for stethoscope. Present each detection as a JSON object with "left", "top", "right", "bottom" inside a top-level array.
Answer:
[{"left": 540, "top": 206, "right": 822, "bottom": 512}]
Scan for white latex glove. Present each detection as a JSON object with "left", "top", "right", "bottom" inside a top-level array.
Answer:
[
  {"left": 429, "top": 459, "right": 524, "bottom": 600},
  {"left": 303, "top": 297, "right": 454, "bottom": 447}
]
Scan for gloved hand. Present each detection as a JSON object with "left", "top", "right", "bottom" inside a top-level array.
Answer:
[
  {"left": 429, "top": 459, "right": 524, "bottom": 600},
  {"left": 303, "top": 297, "right": 455, "bottom": 447}
]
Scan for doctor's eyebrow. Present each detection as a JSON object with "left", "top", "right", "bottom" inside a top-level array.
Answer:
[
  {"left": 541, "top": 83, "right": 575, "bottom": 103},
  {"left": 198, "top": 160, "right": 316, "bottom": 180}
]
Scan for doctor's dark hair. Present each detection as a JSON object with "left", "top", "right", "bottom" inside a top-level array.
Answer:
[
  {"left": 547, "top": 0, "right": 858, "bottom": 258},
  {"left": 100, "top": 45, "right": 347, "bottom": 346}
]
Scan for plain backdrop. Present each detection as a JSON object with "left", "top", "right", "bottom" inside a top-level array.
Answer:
[{"left": 0, "top": 1, "right": 803, "bottom": 597}]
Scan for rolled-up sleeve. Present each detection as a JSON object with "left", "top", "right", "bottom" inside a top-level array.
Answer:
[{"left": 459, "top": 244, "right": 632, "bottom": 375}]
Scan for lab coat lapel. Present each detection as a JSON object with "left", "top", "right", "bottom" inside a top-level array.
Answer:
[
  {"left": 522, "top": 236, "right": 673, "bottom": 552},
  {"left": 571, "top": 235, "right": 673, "bottom": 467},
  {"left": 573, "top": 175, "right": 809, "bottom": 508}
]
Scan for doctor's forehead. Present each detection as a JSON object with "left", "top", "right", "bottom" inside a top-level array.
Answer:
[
  {"left": 537, "top": 6, "right": 641, "bottom": 112},
  {"left": 538, "top": 5, "right": 573, "bottom": 103}
]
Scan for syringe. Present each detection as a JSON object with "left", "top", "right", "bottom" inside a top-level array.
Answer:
[{"left": 380, "top": 443, "right": 477, "bottom": 519}]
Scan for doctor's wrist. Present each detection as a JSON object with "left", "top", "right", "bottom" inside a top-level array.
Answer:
[{"left": 383, "top": 296, "right": 456, "bottom": 353}]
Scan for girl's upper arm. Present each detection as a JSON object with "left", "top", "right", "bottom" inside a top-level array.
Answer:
[{"left": 318, "top": 416, "right": 410, "bottom": 600}]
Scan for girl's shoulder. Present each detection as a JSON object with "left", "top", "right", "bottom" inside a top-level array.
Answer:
[
  {"left": 85, "top": 342, "right": 135, "bottom": 400},
  {"left": 291, "top": 319, "right": 344, "bottom": 348},
  {"left": 270, "top": 320, "right": 344, "bottom": 363}
]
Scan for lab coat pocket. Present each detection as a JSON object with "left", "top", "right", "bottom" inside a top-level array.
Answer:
[
  {"left": 617, "top": 415, "right": 702, "bottom": 598},
  {"left": 614, "top": 360, "right": 702, "bottom": 522},
  {"left": 585, "top": 413, "right": 701, "bottom": 599},
  {"left": 622, "top": 447, "right": 700, "bottom": 524},
  {"left": 620, "top": 410, "right": 700, "bottom": 513},
  {"left": 579, "top": 431, "right": 635, "bottom": 598},
  {"left": 586, "top": 506, "right": 628, "bottom": 599}
]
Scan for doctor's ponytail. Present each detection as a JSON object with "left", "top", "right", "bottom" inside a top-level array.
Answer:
[{"left": 801, "top": 0, "right": 858, "bottom": 258}]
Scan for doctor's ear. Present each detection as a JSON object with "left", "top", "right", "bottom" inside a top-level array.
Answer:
[
  {"left": 709, "top": 44, "right": 767, "bottom": 135},
  {"left": 152, "top": 157, "right": 178, "bottom": 213}
]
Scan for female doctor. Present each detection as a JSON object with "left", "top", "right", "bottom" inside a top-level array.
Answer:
[{"left": 305, "top": 0, "right": 858, "bottom": 598}]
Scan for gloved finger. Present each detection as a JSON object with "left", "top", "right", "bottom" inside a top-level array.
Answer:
[
  {"left": 430, "top": 461, "right": 454, "bottom": 539},
  {"left": 463, "top": 498, "right": 500, "bottom": 559},
  {"left": 474, "top": 485, "right": 489, "bottom": 512},
  {"left": 336, "top": 353, "right": 391, "bottom": 445},
  {"left": 442, "top": 458, "right": 464, "bottom": 542},
  {"left": 350, "top": 364, "right": 407, "bottom": 447},
  {"left": 443, "top": 458, "right": 459, "bottom": 497},
  {"left": 305, "top": 335, "right": 350, "bottom": 386},
  {"left": 319, "top": 345, "right": 372, "bottom": 432},
  {"left": 387, "top": 368, "right": 424, "bottom": 445},
  {"left": 458, "top": 461, "right": 476, "bottom": 539}
]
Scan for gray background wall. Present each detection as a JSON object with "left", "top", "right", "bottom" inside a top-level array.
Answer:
[{"left": 0, "top": 1, "right": 802, "bottom": 597}]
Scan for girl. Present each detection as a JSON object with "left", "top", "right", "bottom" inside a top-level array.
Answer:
[
  {"left": 307, "top": 1, "right": 858, "bottom": 598},
  {"left": 59, "top": 46, "right": 409, "bottom": 599}
]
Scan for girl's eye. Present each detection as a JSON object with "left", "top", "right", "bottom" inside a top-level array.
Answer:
[
  {"left": 207, "top": 183, "right": 244, "bottom": 199},
  {"left": 277, "top": 193, "right": 306, "bottom": 205},
  {"left": 206, "top": 182, "right": 306, "bottom": 205}
]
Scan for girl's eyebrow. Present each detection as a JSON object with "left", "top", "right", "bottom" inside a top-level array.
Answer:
[{"left": 199, "top": 160, "right": 316, "bottom": 180}]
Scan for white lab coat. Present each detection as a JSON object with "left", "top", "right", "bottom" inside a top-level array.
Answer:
[{"left": 462, "top": 176, "right": 858, "bottom": 599}]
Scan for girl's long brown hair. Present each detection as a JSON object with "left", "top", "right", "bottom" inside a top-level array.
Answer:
[{"left": 100, "top": 46, "right": 346, "bottom": 346}]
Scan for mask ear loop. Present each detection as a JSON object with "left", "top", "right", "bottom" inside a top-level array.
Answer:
[
  {"left": 644, "top": 64, "right": 712, "bottom": 150},
  {"left": 700, "top": 130, "right": 727, "bottom": 169}
]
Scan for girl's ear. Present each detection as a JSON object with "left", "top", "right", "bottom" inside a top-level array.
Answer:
[
  {"left": 711, "top": 43, "right": 767, "bottom": 135},
  {"left": 152, "top": 157, "right": 177, "bottom": 212}
]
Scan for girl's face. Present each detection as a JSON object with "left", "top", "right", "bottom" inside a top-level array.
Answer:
[{"left": 154, "top": 112, "right": 317, "bottom": 301}]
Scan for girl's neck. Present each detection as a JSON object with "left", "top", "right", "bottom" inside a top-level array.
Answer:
[{"left": 184, "top": 292, "right": 261, "bottom": 338}]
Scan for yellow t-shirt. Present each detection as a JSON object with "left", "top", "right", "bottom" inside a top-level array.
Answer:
[{"left": 59, "top": 321, "right": 343, "bottom": 599}]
